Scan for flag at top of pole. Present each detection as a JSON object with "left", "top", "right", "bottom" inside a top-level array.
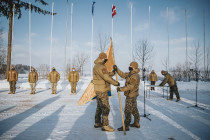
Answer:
[
  {"left": 92, "top": 1, "right": 96, "bottom": 16},
  {"left": 112, "top": 5, "right": 117, "bottom": 18}
]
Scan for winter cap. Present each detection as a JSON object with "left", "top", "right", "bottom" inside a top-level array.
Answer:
[
  {"left": 11, "top": 66, "right": 15, "bottom": 70},
  {"left": 99, "top": 52, "right": 107, "bottom": 59},
  {"left": 52, "top": 67, "right": 55, "bottom": 70},
  {"left": 130, "top": 62, "right": 138, "bottom": 69},
  {"left": 152, "top": 70, "right": 155, "bottom": 72},
  {"left": 72, "top": 67, "right": 75, "bottom": 70},
  {"left": 161, "top": 70, "right": 166, "bottom": 75}
]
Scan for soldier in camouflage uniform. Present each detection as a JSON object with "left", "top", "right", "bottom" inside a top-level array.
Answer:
[
  {"left": 159, "top": 70, "right": 180, "bottom": 102},
  {"left": 93, "top": 52, "right": 119, "bottom": 132},
  {"left": 28, "top": 67, "right": 38, "bottom": 94},
  {"left": 48, "top": 67, "right": 60, "bottom": 94},
  {"left": 68, "top": 68, "right": 79, "bottom": 95},
  {"left": 7, "top": 66, "right": 18, "bottom": 94},
  {"left": 113, "top": 62, "right": 140, "bottom": 131}
]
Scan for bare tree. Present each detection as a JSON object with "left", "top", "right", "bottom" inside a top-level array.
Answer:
[
  {"left": 96, "top": 32, "right": 109, "bottom": 52},
  {"left": 75, "top": 52, "right": 89, "bottom": 76},
  {"left": 36, "top": 64, "right": 50, "bottom": 79},
  {"left": 161, "top": 57, "right": 168, "bottom": 71},
  {"left": 205, "top": 45, "right": 210, "bottom": 79},
  {"left": 134, "top": 39, "right": 154, "bottom": 79},
  {"left": 0, "top": 28, "right": 6, "bottom": 79}
]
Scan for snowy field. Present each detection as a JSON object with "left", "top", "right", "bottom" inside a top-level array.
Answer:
[{"left": 0, "top": 76, "right": 210, "bottom": 140}]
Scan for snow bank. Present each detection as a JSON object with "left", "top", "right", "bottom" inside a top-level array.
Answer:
[{"left": 0, "top": 80, "right": 9, "bottom": 89}]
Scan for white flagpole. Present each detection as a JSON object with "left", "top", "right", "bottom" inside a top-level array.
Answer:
[
  {"left": 11, "top": 4, "right": 15, "bottom": 66},
  {"left": 131, "top": 4, "right": 133, "bottom": 62},
  {"left": 203, "top": 9, "right": 206, "bottom": 74},
  {"left": 149, "top": 6, "right": 151, "bottom": 40},
  {"left": 91, "top": 12, "right": 93, "bottom": 77},
  {"left": 112, "top": 5, "right": 114, "bottom": 42},
  {"left": 50, "top": 2, "right": 54, "bottom": 70},
  {"left": 167, "top": 7, "right": 170, "bottom": 71},
  {"left": 29, "top": 2, "right": 31, "bottom": 71},
  {"left": 70, "top": 3, "right": 73, "bottom": 70},
  {"left": 64, "top": 0, "right": 69, "bottom": 80},
  {"left": 185, "top": 8, "right": 188, "bottom": 80}
]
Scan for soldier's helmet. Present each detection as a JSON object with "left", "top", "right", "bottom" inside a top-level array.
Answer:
[
  {"left": 11, "top": 66, "right": 15, "bottom": 70},
  {"left": 52, "top": 67, "right": 55, "bottom": 70},
  {"left": 161, "top": 70, "right": 166, "bottom": 75},
  {"left": 130, "top": 62, "right": 138, "bottom": 69},
  {"left": 99, "top": 52, "right": 107, "bottom": 60}
]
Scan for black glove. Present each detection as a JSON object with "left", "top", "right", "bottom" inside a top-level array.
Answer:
[
  {"left": 117, "top": 82, "right": 120, "bottom": 86},
  {"left": 117, "top": 87, "right": 121, "bottom": 92},
  {"left": 113, "top": 65, "right": 118, "bottom": 73}
]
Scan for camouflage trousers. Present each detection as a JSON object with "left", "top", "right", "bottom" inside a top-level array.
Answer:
[
  {"left": 51, "top": 83, "right": 57, "bottom": 94},
  {"left": 70, "top": 82, "right": 77, "bottom": 94},
  {"left": 95, "top": 92, "right": 110, "bottom": 126},
  {"left": 151, "top": 81, "right": 156, "bottom": 90},
  {"left": 30, "top": 83, "right": 36, "bottom": 94},
  {"left": 170, "top": 85, "right": 180, "bottom": 99},
  {"left": 9, "top": 81, "right": 16, "bottom": 93},
  {"left": 124, "top": 97, "right": 140, "bottom": 126}
]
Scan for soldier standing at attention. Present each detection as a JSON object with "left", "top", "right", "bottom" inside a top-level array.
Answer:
[
  {"left": 113, "top": 62, "right": 140, "bottom": 131},
  {"left": 7, "top": 66, "right": 18, "bottom": 94},
  {"left": 48, "top": 67, "right": 60, "bottom": 94},
  {"left": 149, "top": 70, "right": 158, "bottom": 90},
  {"left": 28, "top": 67, "right": 38, "bottom": 94},
  {"left": 68, "top": 67, "right": 79, "bottom": 95},
  {"left": 93, "top": 52, "right": 120, "bottom": 132},
  {"left": 159, "top": 70, "right": 180, "bottom": 102}
]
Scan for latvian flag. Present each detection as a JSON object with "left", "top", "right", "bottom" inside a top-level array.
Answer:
[{"left": 112, "top": 5, "right": 117, "bottom": 18}]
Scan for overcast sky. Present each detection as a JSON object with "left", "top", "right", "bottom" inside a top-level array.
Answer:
[{"left": 1, "top": 0, "right": 210, "bottom": 75}]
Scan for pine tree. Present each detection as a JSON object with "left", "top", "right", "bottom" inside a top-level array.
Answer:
[{"left": 0, "top": 0, "right": 56, "bottom": 76}]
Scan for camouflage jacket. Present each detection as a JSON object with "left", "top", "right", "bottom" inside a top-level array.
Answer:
[
  {"left": 28, "top": 71, "right": 38, "bottom": 83},
  {"left": 93, "top": 57, "right": 118, "bottom": 93},
  {"left": 159, "top": 72, "right": 176, "bottom": 87},
  {"left": 117, "top": 68, "right": 140, "bottom": 98}
]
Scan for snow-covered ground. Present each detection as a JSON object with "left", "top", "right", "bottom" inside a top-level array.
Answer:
[{"left": 0, "top": 76, "right": 210, "bottom": 140}]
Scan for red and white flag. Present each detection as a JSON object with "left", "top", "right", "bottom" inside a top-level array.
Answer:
[{"left": 112, "top": 5, "right": 117, "bottom": 18}]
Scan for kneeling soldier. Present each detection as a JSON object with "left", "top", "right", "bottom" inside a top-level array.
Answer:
[
  {"left": 7, "top": 66, "right": 18, "bottom": 94},
  {"left": 28, "top": 67, "right": 38, "bottom": 94},
  {"left": 48, "top": 67, "right": 60, "bottom": 94},
  {"left": 113, "top": 62, "right": 140, "bottom": 131},
  {"left": 68, "top": 68, "right": 79, "bottom": 95},
  {"left": 159, "top": 70, "right": 180, "bottom": 102}
]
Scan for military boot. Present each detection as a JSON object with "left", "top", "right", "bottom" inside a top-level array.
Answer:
[
  {"left": 176, "top": 98, "right": 180, "bottom": 102},
  {"left": 130, "top": 122, "right": 140, "bottom": 128},
  {"left": 168, "top": 98, "right": 173, "bottom": 101},
  {"left": 117, "top": 126, "right": 129, "bottom": 131},
  {"left": 8, "top": 91, "right": 12, "bottom": 94},
  {"left": 94, "top": 123, "right": 102, "bottom": 128},
  {"left": 101, "top": 125, "right": 115, "bottom": 132}
]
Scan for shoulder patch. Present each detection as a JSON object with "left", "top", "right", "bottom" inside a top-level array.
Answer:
[{"left": 102, "top": 68, "right": 107, "bottom": 74}]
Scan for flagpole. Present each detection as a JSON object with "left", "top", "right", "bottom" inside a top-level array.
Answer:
[
  {"left": 91, "top": 14, "right": 93, "bottom": 77},
  {"left": 149, "top": 6, "right": 151, "bottom": 40},
  {"left": 131, "top": 4, "right": 133, "bottom": 62},
  {"left": 50, "top": 2, "right": 54, "bottom": 70},
  {"left": 167, "top": 7, "right": 169, "bottom": 71},
  {"left": 64, "top": 0, "right": 69, "bottom": 80},
  {"left": 71, "top": 3, "right": 73, "bottom": 70},
  {"left": 185, "top": 8, "right": 188, "bottom": 81},
  {"left": 29, "top": 2, "right": 31, "bottom": 71},
  {"left": 203, "top": 9, "right": 205, "bottom": 74},
  {"left": 111, "top": 38, "right": 126, "bottom": 135},
  {"left": 11, "top": 4, "right": 15, "bottom": 66}
]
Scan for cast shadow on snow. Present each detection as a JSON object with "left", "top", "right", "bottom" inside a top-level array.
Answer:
[
  {"left": 12, "top": 105, "right": 65, "bottom": 140},
  {"left": 146, "top": 100, "right": 210, "bottom": 139},
  {"left": 35, "top": 89, "right": 50, "bottom": 94},
  {"left": 110, "top": 95, "right": 147, "bottom": 139},
  {"left": 0, "top": 89, "right": 9, "bottom": 93},
  {"left": 0, "top": 96, "right": 60, "bottom": 136},
  {"left": 75, "top": 81, "right": 84, "bottom": 94},
  {"left": 15, "top": 89, "right": 30, "bottom": 94},
  {"left": 64, "top": 102, "right": 109, "bottom": 140},
  {"left": 0, "top": 106, "right": 16, "bottom": 114}
]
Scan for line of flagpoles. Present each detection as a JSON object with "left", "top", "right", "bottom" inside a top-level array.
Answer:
[{"left": 11, "top": 1, "right": 206, "bottom": 77}]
